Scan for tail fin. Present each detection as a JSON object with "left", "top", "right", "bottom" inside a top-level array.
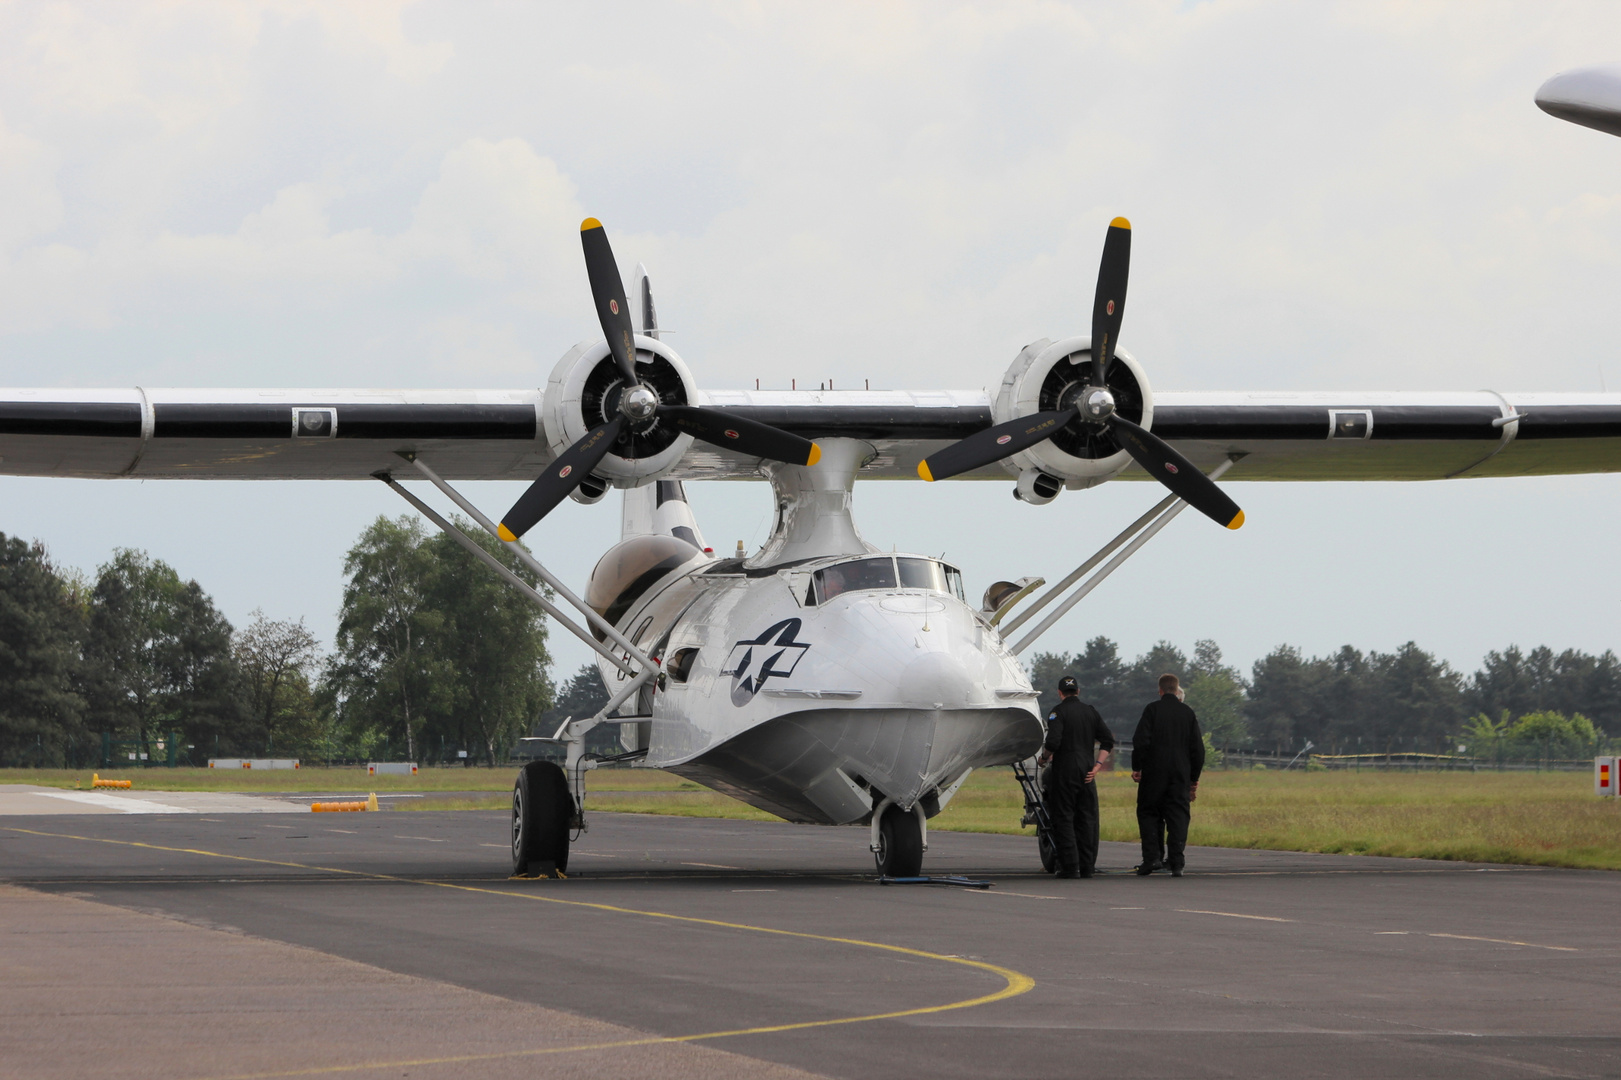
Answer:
[{"left": 621, "top": 480, "right": 709, "bottom": 553}]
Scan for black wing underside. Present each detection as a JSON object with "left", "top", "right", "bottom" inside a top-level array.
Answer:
[{"left": 2, "top": 388, "right": 1620, "bottom": 482}]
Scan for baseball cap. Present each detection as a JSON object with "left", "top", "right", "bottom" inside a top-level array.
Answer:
[{"left": 1058, "top": 675, "right": 1078, "bottom": 693}]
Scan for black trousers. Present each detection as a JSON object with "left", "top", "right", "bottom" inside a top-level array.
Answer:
[
  {"left": 1046, "top": 769, "right": 1100, "bottom": 873},
  {"left": 1136, "top": 776, "right": 1192, "bottom": 869}
]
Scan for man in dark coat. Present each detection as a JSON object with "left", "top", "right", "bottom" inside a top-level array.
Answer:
[
  {"left": 1038, "top": 675, "right": 1115, "bottom": 878},
  {"left": 1130, "top": 673, "right": 1205, "bottom": 877}
]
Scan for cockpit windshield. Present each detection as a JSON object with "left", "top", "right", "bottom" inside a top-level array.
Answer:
[{"left": 812, "top": 556, "right": 965, "bottom": 604}]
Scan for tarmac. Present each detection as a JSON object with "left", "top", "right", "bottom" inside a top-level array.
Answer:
[{"left": 2, "top": 798, "right": 1618, "bottom": 1079}]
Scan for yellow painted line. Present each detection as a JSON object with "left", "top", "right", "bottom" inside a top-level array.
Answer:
[
  {"left": 1428, "top": 933, "right": 1576, "bottom": 952},
  {"left": 3, "top": 825, "right": 1035, "bottom": 1078},
  {"left": 1176, "top": 909, "right": 1294, "bottom": 923}
]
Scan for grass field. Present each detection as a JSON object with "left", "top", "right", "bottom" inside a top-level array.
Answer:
[{"left": 4, "top": 765, "right": 1615, "bottom": 870}]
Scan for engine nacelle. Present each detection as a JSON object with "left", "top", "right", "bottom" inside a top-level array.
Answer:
[
  {"left": 543, "top": 335, "right": 700, "bottom": 487},
  {"left": 992, "top": 335, "right": 1154, "bottom": 490}
]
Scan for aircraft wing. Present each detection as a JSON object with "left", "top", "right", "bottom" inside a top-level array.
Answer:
[{"left": 3, "top": 386, "right": 1619, "bottom": 483}]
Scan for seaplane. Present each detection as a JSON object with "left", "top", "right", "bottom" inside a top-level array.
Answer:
[{"left": 4, "top": 212, "right": 1619, "bottom": 878}]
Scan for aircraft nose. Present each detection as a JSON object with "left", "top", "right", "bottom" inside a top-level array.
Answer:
[{"left": 896, "top": 645, "right": 976, "bottom": 707}]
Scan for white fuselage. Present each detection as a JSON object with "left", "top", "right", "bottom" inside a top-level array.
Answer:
[{"left": 588, "top": 440, "right": 1044, "bottom": 826}]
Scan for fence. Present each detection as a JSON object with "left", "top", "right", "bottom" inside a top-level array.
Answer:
[{"left": 1218, "top": 748, "right": 1599, "bottom": 772}]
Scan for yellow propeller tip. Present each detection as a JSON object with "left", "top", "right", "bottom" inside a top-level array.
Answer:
[
  {"left": 917, "top": 460, "right": 935, "bottom": 482},
  {"left": 580, "top": 217, "right": 602, "bottom": 231},
  {"left": 1226, "top": 510, "right": 1245, "bottom": 531},
  {"left": 805, "top": 443, "right": 822, "bottom": 467},
  {"left": 497, "top": 523, "right": 518, "bottom": 542},
  {"left": 1110, "top": 216, "right": 1131, "bottom": 230}
]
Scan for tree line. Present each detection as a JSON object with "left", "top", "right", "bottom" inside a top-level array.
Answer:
[
  {"left": 1031, "top": 637, "right": 1619, "bottom": 759},
  {"left": 0, "top": 516, "right": 552, "bottom": 768}
]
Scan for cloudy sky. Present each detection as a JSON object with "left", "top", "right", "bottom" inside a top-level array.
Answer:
[{"left": 3, "top": 1, "right": 1620, "bottom": 686}]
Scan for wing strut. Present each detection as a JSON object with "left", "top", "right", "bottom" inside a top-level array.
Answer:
[
  {"left": 1003, "top": 455, "right": 1242, "bottom": 656},
  {"left": 375, "top": 453, "right": 663, "bottom": 829}
]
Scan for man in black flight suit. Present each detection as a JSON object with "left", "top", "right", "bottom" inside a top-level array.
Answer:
[
  {"left": 1038, "top": 675, "right": 1115, "bottom": 879},
  {"left": 1130, "top": 673, "right": 1205, "bottom": 877}
]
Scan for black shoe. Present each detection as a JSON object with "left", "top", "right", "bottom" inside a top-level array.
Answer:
[
  {"left": 1055, "top": 868, "right": 1080, "bottom": 879},
  {"left": 1134, "top": 862, "right": 1162, "bottom": 876},
  {"left": 1170, "top": 867, "right": 1184, "bottom": 877},
  {"left": 1076, "top": 868, "right": 1093, "bottom": 878}
]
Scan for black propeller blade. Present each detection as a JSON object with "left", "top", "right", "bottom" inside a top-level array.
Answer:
[
  {"left": 661, "top": 404, "right": 821, "bottom": 467},
  {"left": 1110, "top": 415, "right": 1243, "bottom": 530},
  {"left": 496, "top": 417, "right": 624, "bottom": 541},
  {"left": 496, "top": 218, "right": 824, "bottom": 541},
  {"left": 1090, "top": 217, "right": 1130, "bottom": 389},
  {"left": 581, "top": 218, "right": 638, "bottom": 384},
  {"left": 916, "top": 215, "right": 1244, "bottom": 530},
  {"left": 916, "top": 408, "right": 1076, "bottom": 482}
]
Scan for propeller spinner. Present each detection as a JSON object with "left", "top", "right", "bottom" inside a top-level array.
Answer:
[
  {"left": 918, "top": 218, "right": 1244, "bottom": 531},
  {"left": 497, "top": 219, "right": 822, "bottom": 542}
]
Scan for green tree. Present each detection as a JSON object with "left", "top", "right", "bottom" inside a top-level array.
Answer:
[
  {"left": 83, "top": 549, "right": 244, "bottom": 761},
  {"left": 1507, "top": 710, "right": 1601, "bottom": 755},
  {"left": 534, "top": 664, "right": 622, "bottom": 757},
  {"left": 0, "top": 535, "right": 87, "bottom": 766},
  {"left": 420, "top": 523, "right": 552, "bottom": 765},
  {"left": 330, "top": 516, "right": 448, "bottom": 763},
  {"left": 1185, "top": 639, "right": 1248, "bottom": 749},
  {"left": 235, "top": 610, "right": 323, "bottom": 756}
]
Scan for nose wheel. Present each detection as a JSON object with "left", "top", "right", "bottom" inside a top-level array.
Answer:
[{"left": 873, "top": 803, "right": 925, "bottom": 877}]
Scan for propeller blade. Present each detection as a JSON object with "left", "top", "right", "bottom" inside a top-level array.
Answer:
[
  {"left": 1109, "top": 414, "right": 1244, "bottom": 529},
  {"left": 634, "top": 262, "right": 660, "bottom": 340},
  {"left": 581, "top": 218, "right": 638, "bottom": 384},
  {"left": 917, "top": 408, "right": 1078, "bottom": 482},
  {"left": 496, "top": 417, "right": 626, "bottom": 541},
  {"left": 1090, "top": 217, "right": 1131, "bottom": 388},
  {"left": 660, "top": 405, "right": 821, "bottom": 467}
]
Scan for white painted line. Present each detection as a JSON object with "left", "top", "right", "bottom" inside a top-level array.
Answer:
[
  {"left": 32, "top": 791, "right": 192, "bottom": 814},
  {"left": 393, "top": 835, "right": 446, "bottom": 842},
  {"left": 681, "top": 861, "right": 741, "bottom": 869},
  {"left": 1177, "top": 909, "right": 1294, "bottom": 923},
  {"left": 1374, "top": 931, "right": 1410, "bottom": 935},
  {"left": 326, "top": 829, "right": 358, "bottom": 834},
  {"left": 1429, "top": 933, "right": 1577, "bottom": 952},
  {"left": 478, "top": 843, "right": 506, "bottom": 848},
  {"left": 1110, "top": 906, "right": 1146, "bottom": 910},
  {"left": 968, "top": 890, "right": 1061, "bottom": 900}
]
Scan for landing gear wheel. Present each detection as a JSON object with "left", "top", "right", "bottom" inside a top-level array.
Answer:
[
  {"left": 1038, "top": 830, "right": 1057, "bottom": 874},
  {"left": 512, "top": 761, "right": 573, "bottom": 877},
  {"left": 874, "top": 804, "right": 924, "bottom": 878}
]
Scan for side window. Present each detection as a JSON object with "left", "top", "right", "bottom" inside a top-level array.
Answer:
[
  {"left": 667, "top": 647, "right": 699, "bottom": 683},
  {"left": 944, "top": 565, "right": 965, "bottom": 602}
]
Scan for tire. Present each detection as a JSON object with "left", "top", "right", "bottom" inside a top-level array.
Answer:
[
  {"left": 1038, "top": 830, "right": 1057, "bottom": 874},
  {"left": 512, "top": 761, "right": 573, "bottom": 876},
  {"left": 874, "top": 803, "right": 924, "bottom": 878}
]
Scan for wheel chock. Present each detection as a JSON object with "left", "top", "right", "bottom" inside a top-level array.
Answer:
[
  {"left": 311, "top": 792, "right": 380, "bottom": 813},
  {"left": 878, "top": 875, "right": 993, "bottom": 889},
  {"left": 91, "top": 774, "right": 132, "bottom": 789},
  {"left": 510, "top": 861, "right": 567, "bottom": 880}
]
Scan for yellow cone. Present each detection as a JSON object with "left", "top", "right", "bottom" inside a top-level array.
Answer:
[{"left": 366, "top": 792, "right": 379, "bottom": 812}]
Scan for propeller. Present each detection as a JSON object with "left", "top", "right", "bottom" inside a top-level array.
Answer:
[
  {"left": 917, "top": 217, "right": 1244, "bottom": 531},
  {"left": 497, "top": 219, "right": 822, "bottom": 542}
]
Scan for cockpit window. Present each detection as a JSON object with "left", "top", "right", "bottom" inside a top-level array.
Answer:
[
  {"left": 814, "top": 557, "right": 897, "bottom": 602},
  {"left": 812, "top": 556, "right": 965, "bottom": 604},
  {"left": 897, "top": 558, "right": 945, "bottom": 592}
]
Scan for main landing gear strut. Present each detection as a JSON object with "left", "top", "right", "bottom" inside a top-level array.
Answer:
[{"left": 374, "top": 453, "right": 662, "bottom": 879}]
